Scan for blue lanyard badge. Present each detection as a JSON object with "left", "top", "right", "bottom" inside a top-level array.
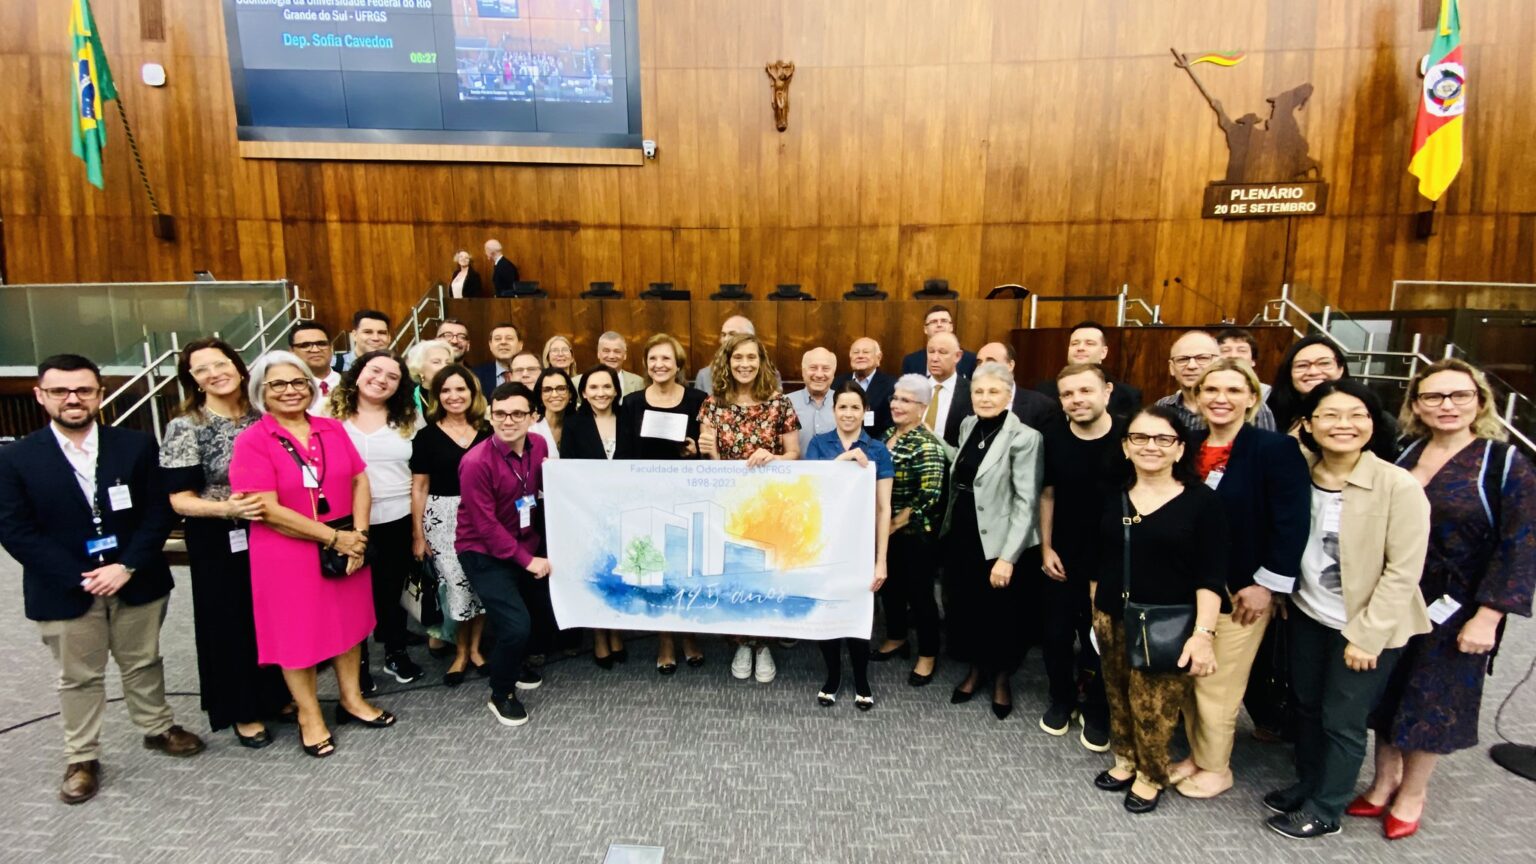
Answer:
[
  {"left": 515, "top": 494, "right": 536, "bottom": 529},
  {"left": 85, "top": 534, "right": 119, "bottom": 557}
]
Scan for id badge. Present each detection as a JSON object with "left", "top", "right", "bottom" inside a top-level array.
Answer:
[
  {"left": 863, "top": 410, "right": 875, "bottom": 427},
  {"left": 302, "top": 468, "right": 320, "bottom": 489},
  {"left": 108, "top": 484, "right": 133, "bottom": 511},
  {"left": 85, "top": 535, "right": 119, "bottom": 556},
  {"left": 229, "top": 528, "right": 249, "bottom": 554},
  {"left": 517, "top": 495, "right": 535, "bottom": 530},
  {"left": 1321, "top": 496, "right": 1342, "bottom": 534},
  {"left": 1427, "top": 594, "right": 1462, "bottom": 625},
  {"left": 1204, "top": 468, "right": 1224, "bottom": 490}
]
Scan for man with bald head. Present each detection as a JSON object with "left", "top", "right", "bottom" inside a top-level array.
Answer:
[
  {"left": 484, "top": 238, "right": 520, "bottom": 297},
  {"left": 925, "top": 332, "right": 971, "bottom": 446},
  {"left": 833, "top": 337, "right": 897, "bottom": 436},
  {"left": 695, "top": 315, "right": 780, "bottom": 395},
  {"left": 976, "top": 341, "right": 1060, "bottom": 433},
  {"left": 1156, "top": 330, "right": 1276, "bottom": 431},
  {"left": 788, "top": 347, "right": 838, "bottom": 452}
]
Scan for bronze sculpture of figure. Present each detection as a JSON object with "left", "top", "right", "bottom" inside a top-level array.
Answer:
[{"left": 766, "top": 61, "right": 795, "bottom": 132}]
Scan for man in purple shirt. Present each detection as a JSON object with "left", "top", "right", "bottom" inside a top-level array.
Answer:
[{"left": 456, "top": 382, "right": 551, "bottom": 727}]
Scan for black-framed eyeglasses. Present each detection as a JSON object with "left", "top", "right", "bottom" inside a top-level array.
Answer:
[
  {"left": 1416, "top": 390, "right": 1477, "bottom": 407},
  {"left": 490, "top": 409, "right": 532, "bottom": 422},
  {"left": 264, "top": 378, "right": 312, "bottom": 393},
  {"left": 291, "top": 340, "right": 330, "bottom": 351},
  {"left": 1171, "top": 354, "right": 1218, "bottom": 368},
  {"left": 541, "top": 385, "right": 569, "bottom": 395},
  {"left": 1126, "top": 432, "right": 1179, "bottom": 448},
  {"left": 40, "top": 386, "right": 102, "bottom": 401}
]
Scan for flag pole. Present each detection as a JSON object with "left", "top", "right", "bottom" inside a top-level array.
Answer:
[
  {"left": 1170, "top": 47, "right": 1218, "bottom": 109},
  {"left": 112, "top": 88, "right": 173, "bottom": 239}
]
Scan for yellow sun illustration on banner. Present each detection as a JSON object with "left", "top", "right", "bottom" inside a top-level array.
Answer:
[{"left": 726, "top": 477, "right": 824, "bottom": 569}]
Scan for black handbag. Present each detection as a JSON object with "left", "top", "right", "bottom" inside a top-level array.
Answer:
[
  {"left": 318, "top": 515, "right": 371, "bottom": 578},
  {"left": 1121, "top": 493, "right": 1196, "bottom": 674}
]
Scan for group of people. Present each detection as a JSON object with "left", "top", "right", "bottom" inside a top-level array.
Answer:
[{"left": 1, "top": 308, "right": 1530, "bottom": 846}]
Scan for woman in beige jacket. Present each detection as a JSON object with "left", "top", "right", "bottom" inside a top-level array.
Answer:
[{"left": 1263, "top": 378, "right": 1431, "bottom": 840}]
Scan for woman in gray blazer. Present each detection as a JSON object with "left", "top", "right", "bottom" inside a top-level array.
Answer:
[{"left": 941, "top": 362, "right": 1044, "bottom": 719}]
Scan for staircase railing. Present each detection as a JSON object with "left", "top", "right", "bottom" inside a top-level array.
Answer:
[
  {"left": 390, "top": 283, "right": 448, "bottom": 354},
  {"left": 1026, "top": 284, "right": 1162, "bottom": 328},
  {"left": 1255, "top": 283, "right": 1535, "bottom": 453}
]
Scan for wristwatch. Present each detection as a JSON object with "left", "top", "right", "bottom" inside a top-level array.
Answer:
[
  {"left": 121, "top": 564, "right": 137, "bottom": 577},
  {"left": 1194, "top": 625, "right": 1217, "bottom": 638}
]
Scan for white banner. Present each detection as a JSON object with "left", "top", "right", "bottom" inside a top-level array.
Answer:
[{"left": 544, "top": 460, "right": 876, "bottom": 640}]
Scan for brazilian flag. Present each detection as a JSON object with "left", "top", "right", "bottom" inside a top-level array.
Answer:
[{"left": 70, "top": 0, "right": 117, "bottom": 189}]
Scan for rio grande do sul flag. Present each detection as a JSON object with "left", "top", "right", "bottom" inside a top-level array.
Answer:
[
  {"left": 70, "top": 0, "right": 118, "bottom": 190},
  {"left": 1408, "top": 0, "right": 1464, "bottom": 202}
]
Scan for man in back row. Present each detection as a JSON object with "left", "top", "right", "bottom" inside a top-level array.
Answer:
[
  {"left": 901, "top": 305, "right": 977, "bottom": 378},
  {"left": 1035, "top": 320, "right": 1141, "bottom": 418},
  {"left": 333, "top": 309, "right": 391, "bottom": 373},
  {"left": 833, "top": 337, "right": 896, "bottom": 437},
  {"left": 1157, "top": 329, "right": 1276, "bottom": 431},
  {"left": 288, "top": 320, "right": 341, "bottom": 413},
  {"left": 474, "top": 322, "right": 525, "bottom": 396}
]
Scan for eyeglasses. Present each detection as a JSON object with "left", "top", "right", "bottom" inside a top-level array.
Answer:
[
  {"left": 1171, "top": 354, "right": 1218, "bottom": 368},
  {"left": 439, "top": 332, "right": 469, "bottom": 342},
  {"left": 190, "top": 359, "right": 235, "bottom": 378},
  {"left": 40, "top": 386, "right": 101, "bottom": 401},
  {"left": 490, "top": 409, "right": 532, "bottom": 422},
  {"left": 291, "top": 340, "right": 330, "bottom": 351},
  {"left": 264, "top": 378, "right": 312, "bottom": 393},
  {"left": 1416, "top": 390, "right": 1477, "bottom": 407},
  {"left": 541, "top": 385, "right": 569, "bottom": 395},
  {"left": 1126, "top": 432, "right": 1179, "bottom": 448},
  {"left": 1312, "top": 411, "right": 1372, "bottom": 425},
  {"left": 1292, "top": 358, "right": 1339, "bottom": 373}
]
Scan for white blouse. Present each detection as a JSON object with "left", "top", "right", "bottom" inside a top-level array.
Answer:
[{"left": 344, "top": 419, "right": 417, "bottom": 524}]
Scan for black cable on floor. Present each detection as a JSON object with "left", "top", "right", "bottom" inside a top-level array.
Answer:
[{"left": 1494, "top": 643, "right": 1536, "bottom": 745}]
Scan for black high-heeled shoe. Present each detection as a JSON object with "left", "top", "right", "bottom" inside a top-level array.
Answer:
[
  {"left": 301, "top": 735, "right": 335, "bottom": 758},
  {"left": 991, "top": 700, "right": 1013, "bottom": 720},
  {"left": 854, "top": 685, "right": 874, "bottom": 712},
  {"left": 818, "top": 679, "right": 840, "bottom": 707},
  {"left": 871, "top": 642, "right": 911, "bottom": 662},
  {"left": 594, "top": 652, "right": 615, "bottom": 670},
  {"left": 611, "top": 647, "right": 629, "bottom": 664},
  {"left": 234, "top": 727, "right": 273, "bottom": 749},
  {"left": 950, "top": 685, "right": 976, "bottom": 704},
  {"left": 334, "top": 705, "right": 396, "bottom": 728}
]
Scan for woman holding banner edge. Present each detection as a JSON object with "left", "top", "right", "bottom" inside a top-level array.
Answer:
[{"left": 804, "top": 382, "right": 893, "bottom": 710}]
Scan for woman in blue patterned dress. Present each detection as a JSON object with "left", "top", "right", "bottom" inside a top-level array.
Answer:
[{"left": 1354, "top": 359, "right": 1536, "bottom": 840}]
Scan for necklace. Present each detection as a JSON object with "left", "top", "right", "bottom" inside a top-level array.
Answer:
[{"left": 974, "top": 421, "right": 1005, "bottom": 451}]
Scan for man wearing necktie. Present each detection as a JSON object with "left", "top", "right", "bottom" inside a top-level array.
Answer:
[
  {"left": 925, "top": 332, "right": 970, "bottom": 447},
  {"left": 288, "top": 321, "right": 341, "bottom": 415}
]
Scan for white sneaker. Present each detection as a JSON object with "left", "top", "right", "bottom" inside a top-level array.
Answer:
[
  {"left": 730, "top": 644, "right": 753, "bottom": 679},
  {"left": 753, "top": 645, "right": 776, "bottom": 683}
]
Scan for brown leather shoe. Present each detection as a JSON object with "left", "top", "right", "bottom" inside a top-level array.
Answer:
[
  {"left": 142, "top": 725, "right": 206, "bottom": 757},
  {"left": 59, "top": 760, "right": 100, "bottom": 805}
]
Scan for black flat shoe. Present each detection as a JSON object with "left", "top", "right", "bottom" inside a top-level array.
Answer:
[
  {"left": 871, "top": 642, "right": 911, "bottom": 662},
  {"left": 992, "top": 701, "right": 1013, "bottom": 721},
  {"left": 428, "top": 643, "right": 455, "bottom": 659},
  {"left": 301, "top": 736, "right": 335, "bottom": 758},
  {"left": 657, "top": 662, "right": 678, "bottom": 675},
  {"left": 1124, "top": 788, "right": 1161, "bottom": 814},
  {"left": 950, "top": 686, "right": 976, "bottom": 704},
  {"left": 611, "top": 647, "right": 629, "bottom": 664},
  {"left": 471, "top": 661, "right": 489, "bottom": 678},
  {"left": 1094, "top": 770, "right": 1134, "bottom": 792},
  {"left": 443, "top": 669, "right": 466, "bottom": 688},
  {"left": 334, "top": 706, "right": 396, "bottom": 728},
  {"left": 235, "top": 728, "right": 273, "bottom": 749},
  {"left": 685, "top": 653, "right": 706, "bottom": 668},
  {"left": 594, "top": 653, "right": 615, "bottom": 670}
]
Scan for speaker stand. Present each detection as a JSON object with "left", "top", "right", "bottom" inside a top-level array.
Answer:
[{"left": 1490, "top": 743, "right": 1536, "bottom": 782}]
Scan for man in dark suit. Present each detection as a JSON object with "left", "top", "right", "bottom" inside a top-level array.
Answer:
[
  {"left": 0, "top": 355, "right": 204, "bottom": 805},
  {"left": 977, "top": 341, "right": 1061, "bottom": 434},
  {"left": 921, "top": 332, "right": 971, "bottom": 447},
  {"left": 900, "top": 304, "right": 978, "bottom": 379},
  {"left": 1034, "top": 320, "right": 1142, "bottom": 418},
  {"left": 484, "top": 238, "right": 520, "bottom": 297},
  {"left": 473, "top": 321, "right": 525, "bottom": 397},
  {"left": 332, "top": 309, "right": 392, "bottom": 374},
  {"left": 832, "top": 336, "right": 898, "bottom": 437}
]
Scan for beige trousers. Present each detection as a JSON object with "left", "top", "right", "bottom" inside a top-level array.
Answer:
[
  {"left": 1184, "top": 608, "right": 1271, "bottom": 773},
  {"left": 36, "top": 594, "right": 176, "bottom": 764}
]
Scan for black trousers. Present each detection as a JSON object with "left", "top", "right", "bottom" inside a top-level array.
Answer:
[
  {"left": 517, "top": 568, "right": 557, "bottom": 656},
  {"left": 1286, "top": 611, "right": 1400, "bottom": 822},
  {"left": 366, "top": 516, "right": 412, "bottom": 656},
  {"left": 458, "top": 551, "right": 533, "bottom": 698},
  {"left": 819, "top": 639, "right": 871, "bottom": 694},
  {"left": 1039, "top": 569, "right": 1108, "bottom": 728},
  {"left": 879, "top": 532, "right": 940, "bottom": 656}
]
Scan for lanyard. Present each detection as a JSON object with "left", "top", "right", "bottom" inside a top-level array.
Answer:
[
  {"left": 277, "top": 431, "right": 332, "bottom": 515},
  {"left": 503, "top": 444, "right": 533, "bottom": 498}
]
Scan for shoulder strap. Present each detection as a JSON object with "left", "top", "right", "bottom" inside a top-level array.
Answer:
[
  {"left": 1120, "top": 492, "right": 1133, "bottom": 602},
  {"left": 1480, "top": 439, "right": 1513, "bottom": 530}
]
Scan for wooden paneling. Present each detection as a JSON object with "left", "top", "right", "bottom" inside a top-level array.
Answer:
[{"left": 4, "top": 0, "right": 1535, "bottom": 369}]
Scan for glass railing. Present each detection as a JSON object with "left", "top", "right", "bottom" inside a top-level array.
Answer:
[{"left": 0, "top": 281, "right": 293, "bottom": 372}]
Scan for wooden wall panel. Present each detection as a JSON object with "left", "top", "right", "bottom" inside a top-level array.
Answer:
[{"left": 4, "top": 0, "right": 1535, "bottom": 372}]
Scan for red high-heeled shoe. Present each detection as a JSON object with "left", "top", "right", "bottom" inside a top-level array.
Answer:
[
  {"left": 1384, "top": 811, "right": 1421, "bottom": 840},
  {"left": 1345, "top": 794, "right": 1388, "bottom": 818}
]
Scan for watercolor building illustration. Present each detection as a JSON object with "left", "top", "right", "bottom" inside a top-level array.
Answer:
[{"left": 614, "top": 501, "right": 776, "bottom": 588}]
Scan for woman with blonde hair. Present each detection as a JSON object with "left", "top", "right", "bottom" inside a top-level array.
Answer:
[
  {"left": 404, "top": 339, "right": 453, "bottom": 420},
  {"left": 1352, "top": 358, "right": 1534, "bottom": 840},
  {"left": 697, "top": 332, "right": 801, "bottom": 683},
  {"left": 542, "top": 335, "right": 579, "bottom": 380}
]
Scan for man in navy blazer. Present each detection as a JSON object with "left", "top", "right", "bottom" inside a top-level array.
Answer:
[
  {"left": 900, "top": 304, "right": 978, "bottom": 378},
  {"left": 0, "top": 355, "right": 203, "bottom": 804},
  {"left": 833, "top": 337, "right": 898, "bottom": 437}
]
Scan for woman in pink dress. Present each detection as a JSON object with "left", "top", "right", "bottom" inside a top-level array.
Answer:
[{"left": 230, "top": 350, "right": 395, "bottom": 759}]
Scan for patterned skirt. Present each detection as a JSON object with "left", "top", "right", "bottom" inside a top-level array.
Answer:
[{"left": 424, "top": 495, "right": 484, "bottom": 621}]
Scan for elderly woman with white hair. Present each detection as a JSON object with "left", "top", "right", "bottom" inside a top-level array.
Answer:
[
  {"left": 873, "top": 373, "right": 951, "bottom": 686},
  {"left": 942, "top": 361, "right": 1044, "bottom": 720},
  {"left": 404, "top": 338, "right": 454, "bottom": 423},
  {"left": 229, "top": 350, "right": 393, "bottom": 759}
]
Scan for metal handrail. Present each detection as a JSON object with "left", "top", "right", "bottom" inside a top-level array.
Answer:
[
  {"left": 390, "top": 283, "right": 448, "bottom": 354},
  {"left": 1265, "top": 283, "right": 1536, "bottom": 453}
]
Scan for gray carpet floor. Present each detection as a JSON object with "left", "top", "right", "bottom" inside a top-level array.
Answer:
[{"left": 1, "top": 550, "right": 1533, "bottom": 863}]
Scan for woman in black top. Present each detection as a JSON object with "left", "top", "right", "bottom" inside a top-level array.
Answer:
[
  {"left": 161, "top": 338, "right": 291, "bottom": 746},
  {"left": 409, "top": 365, "right": 491, "bottom": 686},
  {"left": 619, "top": 334, "right": 708, "bottom": 672},
  {"left": 1091, "top": 405, "right": 1225, "bottom": 814},
  {"left": 562, "top": 366, "right": 635, "bottom": 667}
]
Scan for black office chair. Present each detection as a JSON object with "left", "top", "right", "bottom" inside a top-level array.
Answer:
[
  {"left": 769, "top": 283, "right": 814, "bottom": 301},
  {"left": 986, "top": 284, "right": 1030, "bottom": 299},
  {"left": 913, "top": 278, "right": 957, "bottom": 300},
  {"left": 511, "top": 280, "right": 548, "bottom": 298},
  {"left": 710, "top": 283, "right": 752, "bottom": 300},
  {"left": 640, "top": 282, "right": 691, "bottom": 300},
  {"left": 843, "top": 282, "right": 886, "bottom": 300},
  {"left": 580, "top": 281, "right": 622, "bottom": 299}
]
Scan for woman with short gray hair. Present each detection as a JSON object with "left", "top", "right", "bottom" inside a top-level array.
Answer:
[
  {"left": 942, "top": 362, "right": 1044, "bottom": 719},
  {"left": 873, "top": 373, "right": 950, "bottom": 686}
]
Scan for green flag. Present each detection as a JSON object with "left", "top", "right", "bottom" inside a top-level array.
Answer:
[{"left": 69, "top": 0, "right": 117, "bottom": 189}]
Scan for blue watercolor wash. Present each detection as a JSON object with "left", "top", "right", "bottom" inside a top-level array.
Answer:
[{"left": 586, "top": 556, "right": 822, "bottom": 622}]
